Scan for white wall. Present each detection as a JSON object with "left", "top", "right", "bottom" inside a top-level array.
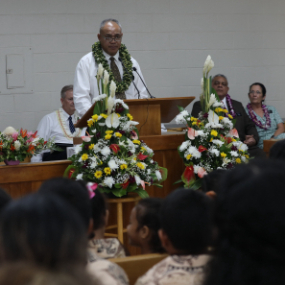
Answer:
[{"left": 1, "top": 0, "right": 285, "bottom": 130}]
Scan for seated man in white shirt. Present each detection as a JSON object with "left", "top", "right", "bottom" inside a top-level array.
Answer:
[
  {"left": 74, "top": 18, "right": 149, "bottom": 117},
  {"left": 31, "top": 85, "right": 85, "bottom": 162}
]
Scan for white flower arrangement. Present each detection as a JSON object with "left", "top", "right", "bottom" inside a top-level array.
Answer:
[{"left": 174, "top": 55, "right": 249, "bottom": 189}]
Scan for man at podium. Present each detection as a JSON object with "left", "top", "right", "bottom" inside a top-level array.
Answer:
[{"left": 73, "top": 18, "right": 149, "bottom": 117}]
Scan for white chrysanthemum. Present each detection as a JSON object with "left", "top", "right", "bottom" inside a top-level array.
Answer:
[
  {"left": 101, "top": 146, "right": 111, "bottom": 156},
  {"left": 233, "top": 141, "right": 248, "bottom": 152},
  {"left": 14, "top": 140, "right": 21, "bottom": 151},
  {"left": 89, "top": 162, "right": 97, "bottom": 169},
  {"left": 31, "top": 138, "right": 40, "bottom": 146},
  {"left": 212, "top": 139, "right": 224, "bottom": 147},
  {"left": 155, "top": 170, "right": 162, "bottom": 181},
  {"left": 194, "top": 165, "right": 200, "bottom": 174},
  {"left": 103, "top": 177, "right": 115, "bottom": 188},
  {"left": 2, "top": 126, "right": 17, "bottom": 136},
  {"left": 122, "top": 121, "right": 139, "bottom": 131},
  {"left": 74, "top": 145, "right": 82, "bottom": 154},
  {"left": 179, "top": 141, "right": 191, "bottom": 152},
  {"left": 230, "top": 151, "right": 238, "bottom": 157},
  {"left": 175, "top": 113, "right": 187, "bottom": 124},
  {"left": 221, "top": 117, "right": 233, "bottom": 129},
  {"left": 92, "top": 94, "right": 107, "bottom": 104},
  {"left": 188, "top": 146, "right": 201, "bottom": 159},
  {"left": 135, "top": 175, "right": 141, "bottom": 185},
  {"left": 205, "top": 122, "right": 223, "bottom": 129},
  {"left": 114, "top": 99, "right": 129, "bottom": 109},
  {"left": 93, "top": 144, "right": 101, "bottom": 153},
  {"left": 209, "top": 148, "right": 220, "bottom": 157},
  {"left": 144, "top": 145, "right": 153, "bottom": 155},
  {"left": 76, "top": 174, "right": 83, "bottom": 180},
  {"left": 109, "top": 80, "right": 116, "bottom": 98},
  {"left": 147, "top": 169, "right": 151, "bottom": 175},
  {"left": 196, "top": 130, "right": 207, "bottom": 137},
  {"left": 108, "top": 159, "right": 119, "bottom": 170}
]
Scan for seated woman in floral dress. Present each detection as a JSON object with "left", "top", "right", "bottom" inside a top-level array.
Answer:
[{"left": 245, "top": 82, "right": 285, "bottom": 149}]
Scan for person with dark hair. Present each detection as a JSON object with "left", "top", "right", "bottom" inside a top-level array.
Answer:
[
  {"left": 204, "top": 159, "right": 285, "bottom": 285},
  {"left": 31, "top": 85, "right": 85, "bottom": 162},
  {"left": 201, "top": 169, "right": 226, "bottom": 198},
  {"left": 269, "top": 139, "right": 285, "bottom": 159},
  {"left": 0, "top": 193, "right": 88, "bottom": 270},
  {"left": 135, "top": 189, "right": 214, "bottom": 285},
  {"left": 0, "top": 263, "right": 98, "bottom": 285},
  {"left": 74, "top": 19, "right": 149, "bottom": 118},
  {"left": 127, "top": 198, "right": 165, "bottom": 254},
  {"left": 38, "top": 178, "right": 129, "bottom": 285},
  {"left": 192, "top": 74, "right": 265, "bottom": 158},
  {"left": 245, "top": 82, "right": 285, "bottom": 149},
  {"left": 0, "top": 188, "right": 11, "bottom": 215},
  {"left": 89, "top": 188, "right": 126, "bottom": 259}
]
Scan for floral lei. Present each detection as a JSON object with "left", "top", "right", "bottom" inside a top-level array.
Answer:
[
  {"left": 56, "top": 108, "right": 81, "bottom": 139},
  {"left": 226, "top": 94, "right": 237, "bottom": 118},
  {"left": 246, "top": 103, "right": 271, "bottom": 130},
  {"left": 92, "top": 42, "right": 133, "bottom": 93}
]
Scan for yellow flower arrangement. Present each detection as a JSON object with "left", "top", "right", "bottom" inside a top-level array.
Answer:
[
  {"left": 87, "top": 119, "right": 93, "bottom": 127},
  {"left": 221, "top": 152, "right": 227, "bottom": 158},
  {"left": 100, "top": 113, "right": 108, "bottom": 119},
  {"left": 114, "top": 132, "right": 122, "bottom": 138},
  {"left": 211, "top": 130, "right": 218, "bottom": 137},
  {"left": 219, "top": 116, "right": 224, "bottom": 121},
  {"left": 105, "top": 130, "right": 114, "bottom": 134},
  {"left": 105, "top": 134, "right": 112, "bottom": 140},
  {"left": 186, "top": 154, "right": 192, "bottom": 160},
  {"left": 133, "top": 140, "right": 141, "bottom": 145},
  {"left": 89, "top": 144, "right": 94, "bottom": 150},
  {"left": 127, "top": 113, "right": 133, "bottom": 120},
  {"left": 92, "top": 114, "right": 99, "bottom": 121},
  {"left": 228, "top": 114, "right": 233, "bottom": 119},
  {"left": 236, "top": 158, "right": 241, "bottom": 164},
  {"left": 120, "top": 164, "right": 127, "bottom": 170}
]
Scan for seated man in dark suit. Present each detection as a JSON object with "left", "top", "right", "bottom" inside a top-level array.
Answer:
[{"left": 191, "top": 74, "right": 265, "bottom": 158}]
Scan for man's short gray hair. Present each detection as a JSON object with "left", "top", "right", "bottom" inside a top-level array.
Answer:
[
  {"left": 60, "top": 85, "right": 73, "bottom": 99},
  {"left": 99, "top": 19, "right": 122, "bottom": 33},
  {"left": 212, "top": 74, "right": 228, "bottom": 85}
]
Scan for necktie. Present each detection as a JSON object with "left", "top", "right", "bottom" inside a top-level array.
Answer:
[
  {"left": 68, "top": 116, "right": 75, "bottom": 134},
  {"left": 110, "top": 57, "right": 126, "bottom": 99}
]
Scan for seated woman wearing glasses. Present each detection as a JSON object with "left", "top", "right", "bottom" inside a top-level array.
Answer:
[{"left": 245, "top": 82, "right": 285, "bottom": 149}]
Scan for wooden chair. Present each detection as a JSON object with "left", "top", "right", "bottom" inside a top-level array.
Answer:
[{"left": 109, "top": 253, "right": 168, "bottom": 285}]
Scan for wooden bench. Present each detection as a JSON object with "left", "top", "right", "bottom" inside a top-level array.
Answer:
[{"left": 110, "top": 253, "right": 168, "bottom": 285}]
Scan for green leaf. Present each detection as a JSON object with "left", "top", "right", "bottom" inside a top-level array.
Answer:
[
  {"left": 133, "top": 189, "right": 149, "bottom": 198},
  {"left": 174, "top": 179, "right": 183, "bottom": 185},
  {"left": 158, "top": 167, "right": 168, "bottom": 182},
  {"left": 177, "top": 105, "right": 184, "bottom": 112},
  {"left": 112, "top": 188, "right": 127, "bottom": 197},
  {"left": 189, "top": 179, "right": 202, "bottom": 190},
  {"left": 151, "top": 183, "right": 163, "bottom": 188}
]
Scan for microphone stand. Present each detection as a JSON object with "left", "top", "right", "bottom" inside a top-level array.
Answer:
[
  {"left": 118, "top": 57, "right": 141, "bottom": 99},
  {"left": 132, "top": 67, "right": 155, "bottom": 98}
]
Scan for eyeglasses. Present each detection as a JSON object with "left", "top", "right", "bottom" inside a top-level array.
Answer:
[
  {"left": 249, "top": 91, "right": 262, "bottom": 95},
  {"left": 103, "top": 36, "right": 122, "bottom": 42}
]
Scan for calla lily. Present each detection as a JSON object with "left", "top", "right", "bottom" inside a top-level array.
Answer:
[
  {"left": 109, "top": 80, "right": 116, "bottom": 98},
  {"left": 130, "top": 130, "right": 138, "bottom": 140},
  {"left": 106, "top": 96, "right": 115, "bottom": 115},
  {"left": 81, "top": 134, "right": 93, "bottom": 142},
  {"left": 182, "top": 165, "right": 196, "bottom": 188},
  {"left": 188, "top": 127, "right": 198, "bottom": 140},
  {"left": 97, "top": 64, "right": 104, "bottom": 80},
  {"left": 137, "top": 152, "right": 148, "bottom": 160},
  {"left": 140, "top": 180, "right": 145, "bottom": 190},
  {"left": 87, "top": 182, "right": 98, "bottom": 199},
  {"left": 198, "top": 145, "right": 207, "bottom": 153},
  {"left": 208, "top": 109, "right": 219, "bottom": 125},
  {"left": 227, "top": 128, "right": 239, "bottom": 138},
  {"left": 110, "top": 144, "right": 120, "bottom": 154},
  {"left": 122, "top": 180, "right": 130, "bottom": 189},
  {"left": 197, "top": 167, "right": 207, "bottom": 178},
  {"left": 105, "top": 113, "right": 120, "bottom": 128}
]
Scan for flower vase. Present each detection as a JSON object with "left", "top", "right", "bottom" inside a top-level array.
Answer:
[{"left": 4, "top": 159, "right": 20, "bottom": 166}]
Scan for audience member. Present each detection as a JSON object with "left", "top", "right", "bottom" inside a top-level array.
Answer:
[
  {"left": 0, "top": 263, "right": 98, "bottom": 285},
  {"left": 31, "top": 85, "right": 85, "bottom": 162},
  {"left": 204, "top": 159, "right": 285, "bottom": 285},
  {"left": 0, "top": 193, "right": 87, "bottom": 270},
  {"left": 0, "top": 188, "right": 11, "bottom": 214},
  {"left": 135, "top": 189, "right": 214, "bottom": 285},
  {"left": 269, "top": 139, "right": 285, "bottom": 159},
  {"left": 246, "top": 82, "right": 285, "bottom": 149},
  {"left": 201, "top": 169, "right": 226, "bottom": 198},
  {"left": 38, "top": 177, "right": 129, "bottom": 285},
  {"left": 89, "top": 187, "right": 126, "bottom": 259},
  {"left": 127, "top": 198, "right": 165, "bottom": 254}
]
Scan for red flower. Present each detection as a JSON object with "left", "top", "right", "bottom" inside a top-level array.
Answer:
[
  {"left": 68, "top": 169, "right": 75, "bottom": 179},
  {"left": 198, "top": 145, "right": 207, "bottom": 153},
  {"left": 110, "top": 144, "right": 120, "bottom": 154},
  {"left": 10, "top": 145, "right": 15, "bottom": 151},
  {"left": 121, "top": 180, "right": 130, "bottom": 189},
  {"left": 44, "top": 141, "right": 47, "bottom": 145},
  {"left": 27, "top": 145, "right": 35, "bottom": 154},
  {"left": 20, "top": 128, "right": 27, "bottom": 138},
  {"left": 137, "top": 152, "right": 148, "bottom": 160},
  {"left": 182, "top": 166, "right": 196, "bottom": 188},
  {"left": 224, "top": 137, "right": 232, "bottom": 144}
]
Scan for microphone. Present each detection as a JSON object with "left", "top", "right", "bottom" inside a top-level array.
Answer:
[
  {"left": 132, "top": 67, "right": 155, "bottom": 98},
  {"left": 118, "top": 57, "right": 140, "bottom": 99}
]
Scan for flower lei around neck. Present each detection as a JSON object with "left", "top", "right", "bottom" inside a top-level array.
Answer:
[
  {"left": 92, "top": 42, "right": 133, "bottom": 93},
  {"left": 246, "top": 103, "right": 271, "bottom": 130},
  {"left": 225, "top": 94, "right": 237, "bottom": 118},
  {"left": 56, "top": 108, "right": 81, "bottom": 139}
]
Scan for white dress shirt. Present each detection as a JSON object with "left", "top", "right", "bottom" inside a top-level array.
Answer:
[
  {"left": 31, "top": 108, "right": 85, "bottom": 162},
  {"left": 73, "top": 50, "right": 149, "bottom": 117}
]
